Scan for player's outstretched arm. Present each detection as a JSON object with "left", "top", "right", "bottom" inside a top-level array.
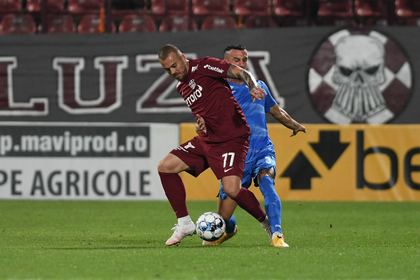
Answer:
[
  {"left": 269, "top": 105, "right": 307, "bottom": 137},
  {"left": 226, "top": 64, "right": 266, "bottom": 102}
]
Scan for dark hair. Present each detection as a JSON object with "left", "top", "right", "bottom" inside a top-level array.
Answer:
[
  {"left": 223, "top": 44, "right": 247, "bottom": 56},
  {"left": 158, "top": 44, "right": 181, "bottom": 60}
]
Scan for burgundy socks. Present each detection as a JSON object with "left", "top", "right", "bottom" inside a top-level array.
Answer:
[
  {"left": 232, "top": 187, "right": 266, "bottom": 223},
  {"left": 159, "top": 172, "right": 189, "bottom": 218}
]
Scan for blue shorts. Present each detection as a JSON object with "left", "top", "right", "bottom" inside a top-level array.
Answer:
[{"left": 219, "top": 154, "right": 276, "bottom": 199}]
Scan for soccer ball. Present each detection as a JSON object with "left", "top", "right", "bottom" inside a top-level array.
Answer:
[{"left": 195, "top": 212, "right": 226, "bottom": 241}]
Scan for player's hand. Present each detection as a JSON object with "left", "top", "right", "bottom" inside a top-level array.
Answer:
[
  {"left": 290, "top": 123, "right": 307, "bottom": 137},
  {"left": 250, "top": 87, "right": 266, "bottom": 102},
  {"left": 195, "top": 114, "right": 206, "bottom": 134}
]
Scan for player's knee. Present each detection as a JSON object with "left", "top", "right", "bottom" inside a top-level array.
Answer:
[
  {"left": 223, "top": 188, "right": 237, "bottom": 198},
  {"left": 221, "top": 185, "right": 240, "bottom": 198},
  {"left": 256, "top": 167, "right": 275, "bottom": 185},
  {"left": 157, "top": 160, "right": 166, "bottom": 173},
  {"left": 157, "top": 156, "right": 174, "bottom": 173},
  {"left": 262, "top": 167, "right": 275, "bottom": 180}
]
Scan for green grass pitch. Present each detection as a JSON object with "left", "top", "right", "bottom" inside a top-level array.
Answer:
[{"left": 0, "top": 200, "right": 419, "bottom": 280}]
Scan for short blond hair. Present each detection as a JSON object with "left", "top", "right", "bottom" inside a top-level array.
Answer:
[{"left": 158, "top": 44, "right": 182, "bottom": 60}]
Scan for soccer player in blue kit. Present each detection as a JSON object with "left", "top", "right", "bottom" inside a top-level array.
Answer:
[{"left": 196, "top": 44, "right": 306, "bottom": 247}]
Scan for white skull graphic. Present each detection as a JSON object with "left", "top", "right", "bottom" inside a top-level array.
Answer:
[{"left": 331, "top": 34, "right": 387, "bottom": 122}]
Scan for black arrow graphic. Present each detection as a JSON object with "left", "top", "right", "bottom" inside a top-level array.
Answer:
[
  {"left": 280, "top": 151, "right": 320, "bottom": 190},
  {"left": 310, "top": 131, "right": 349, "bottom": 169}
]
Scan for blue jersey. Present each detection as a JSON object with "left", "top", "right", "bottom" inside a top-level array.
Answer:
[
  {"left": 229, "top": 80, "right": 277, "bottom": 164},
  {"left": 222, "top": 80, "right": 284, "bottom": 235},
  {"left": 219, "top": 80, "right": 278, "bottom": 196}
]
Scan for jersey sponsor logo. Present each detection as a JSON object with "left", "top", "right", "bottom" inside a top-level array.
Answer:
[
  {"left": 184, "top": 85, "right": 203, "bottom": 107},
  {"left": 189, "top": 79, "right": 196, "bottom": 89},
  {"left": 307, "top": 27, "right": 413, "bottom": 124},
  {"left": 203, "top": 64, "right": 224, "bottom": 73}
]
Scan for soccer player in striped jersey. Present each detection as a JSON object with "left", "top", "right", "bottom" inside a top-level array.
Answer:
[
  {"left": 197, "top": 44, "right": 306, "bottom": 247},
  {"left": 158, "top": 44, "right": 273, "bottom": 246}
]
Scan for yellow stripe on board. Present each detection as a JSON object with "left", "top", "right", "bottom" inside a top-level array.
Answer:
[{"left": 180, "top": 124, "right": 420, "bottom": 201}]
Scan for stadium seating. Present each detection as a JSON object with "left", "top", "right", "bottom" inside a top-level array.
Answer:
[
  {"left": 316, "top": 0, "right": 354, "bottom": 26},
  {"left": 68, "top": 0, "right": 104, "bottom": 14},
  {"left": 317, "top": 0, "right": 353, "bottom": 17},
  {"left": 112, "top": 0, "right": 148, "bottom": 11},
  {"left": 242, "top": 16, "right": 277, "bottom": 28},
  {"left": 0, "top": 13, "right": 36, "bottom": 34},
  {"left": 395, "top": 0, "right": 412, "bottom": 17},
  {"left": 355, "top": 0, "right": 383, "bottom": 17},
  {"left": 151, "top": 0, "right": 190, "bottom": 17},
  {"left": 1, "top": 0, "right": 418, "bottom": 34},
  {"left": 0, "top": 0, "right": 22, "bottom": 13},
  {"left": 26, "top": 0, "right": 65, "bottom": 12},
  {"left": 403, "top": 17, "right": 420, "bottom": 26},
  {"left": 395, "top": 0, "right": 420, "bottom": 17},
  {"left": 118, "top": 14, "right": 157, "bottom": 33},
  {"left": 192, "top": 0, "right": 231, "bottom": 16},
  {"left": 77, "top": 14, "right": 116, "bottom": 33},
  {"left": 278, "top": 17, "right": 311, "bottom": 27},
  {"left": 319, "top": 16, "right": 357, "bottom": 26},
  {"left": 272, "top": 0, "right": 309, "bottom": 27},
  {"left": 111, "top": 0, "right": 148, "bottom": 19},
  {"left": 272, "top": 0, "right": 305, "bottom": 17},
  {"left": 159, "top": 15, "right": 198, "bottom": 32},
  {"left": 200, "top": 15, "right": 237, "bottom": 30},
  {"left": 233, "top": 0, "right": 272, "bottom": 16},
  {"left": 39, "top": 14, "right": 76, "bottom": 34},
  {"left": 354, "top": 0, "right": 389, "bottom": 26}
]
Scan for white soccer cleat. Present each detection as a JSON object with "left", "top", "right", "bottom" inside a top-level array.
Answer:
[{"left": 165, "top": 222, "right": 196, "bottom": 246}]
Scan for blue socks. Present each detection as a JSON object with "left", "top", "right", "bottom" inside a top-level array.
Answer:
[
  {"left": 223, "top": 176, "right": 282, "bottom": 235},
  {"left": 224, "top": 215, "right": 237, "bottom": 234},
  {"left": 259, "top": 175, "right": 282, "bottom": 233}
]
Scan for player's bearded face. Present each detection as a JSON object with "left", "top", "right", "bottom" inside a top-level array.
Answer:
[{"left": 160, "top": 52, "right": 188, "bottom": 81}]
